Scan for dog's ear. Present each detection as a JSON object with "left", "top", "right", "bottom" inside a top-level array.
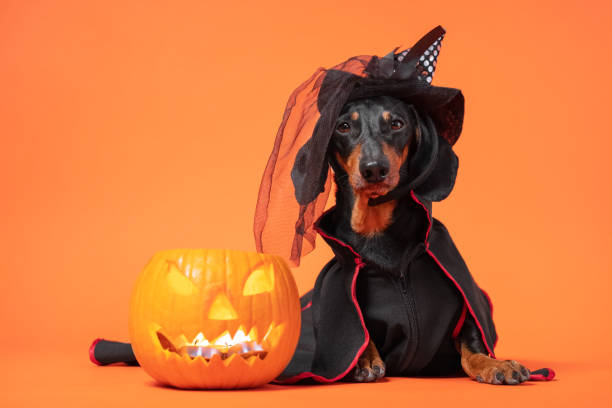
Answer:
[
  {"left": 409, "top": 108, "right": 458, "bottom": 202},
  {"left": 290, "top": 70, "right": 360, "bottom": 206},
  {"left": 291, "top": 137, "right": 330, "bottom": 205}
]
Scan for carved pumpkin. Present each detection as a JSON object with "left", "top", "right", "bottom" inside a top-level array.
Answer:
[{"left": 128, "top": 249, "right": 301, "bottom": 389}]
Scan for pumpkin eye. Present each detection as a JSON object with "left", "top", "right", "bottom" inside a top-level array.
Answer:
[
  {"left": 243, "top": 264, "right": 275, "bottom": 295},
  {"left": 391, "top": 120, "right": 404, "bottom": 130},
  {"left": 166, "top": 262, "right": 198, "bottom": 296},
  {"left": 336, "top": 122, "right": 351, "bottom": 134}
]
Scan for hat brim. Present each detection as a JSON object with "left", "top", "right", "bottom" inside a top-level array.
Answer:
[{"left": 347, "top": 77, "right": 464, "bottom": 146}]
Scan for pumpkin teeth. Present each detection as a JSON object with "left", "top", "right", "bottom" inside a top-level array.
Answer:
[
  {"left": 206, "top": 352, "right": 224, "bottom": 370},
  {"left": 262, "top": 322, "right": 275, "bottom": 342},
  {"left": 154, "top": 324, "right": 274, "bottom": 362},
  {"left": 261, "top": 323, "right": 285, "bottom": 350},
  {"left": 190, "top": 354, "right": 209, "bottom": 367},
  {"left": 271, "top": 324, "right": 286, "bottom": 348},
  {"left": 247, "top": 326, "right": 258, "bottom": 342},
  {"left": 211, "top": 330, "right": 232, "bottom": 346},
  {"left": 176, "top": 334, "right": 190, "bottom": 347},
  {"left": 256, "top": 321, "right": 272, "bottom": 344},
  {"left": 191, "top": 332, "right": 209, "bottom": 346},
  {"left": 200, "top": 323, "right": 224, "bottom": 344},
  {"left": 225, "top": 319, "right": 242, "bottom": 340},
  {"left": 244, "top": 354, "right": 259, "bottom": 367},
  {"left": 221, "top": 353, "right": 238, "bottom": 367},
  {"left": 232, "top": 326, "right": 249, "bottom": 343}
]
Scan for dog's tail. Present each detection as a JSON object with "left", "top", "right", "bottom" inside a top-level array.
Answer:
[{"left": 89, "top": 338, "right": 139, "bottom": 366}]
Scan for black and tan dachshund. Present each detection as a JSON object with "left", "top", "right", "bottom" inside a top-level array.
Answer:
[
  {"left": 328, "top": 95, "right": 530, "bottom": 385},
  {"left": 88, "top": 95, "right": 537, "bottom": 386}
]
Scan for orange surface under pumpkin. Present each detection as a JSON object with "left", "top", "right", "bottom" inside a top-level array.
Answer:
[{"left": 128, "top": 249, "right": 301, "bottom": 389}]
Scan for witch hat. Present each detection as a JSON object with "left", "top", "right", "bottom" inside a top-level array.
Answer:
[{"left": 254, "top": 26, "right": 463, "bottom": 265}]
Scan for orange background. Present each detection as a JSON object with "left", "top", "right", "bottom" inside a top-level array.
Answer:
[{"left": 1, "top": 0, "right": 611, "bottom": 406}]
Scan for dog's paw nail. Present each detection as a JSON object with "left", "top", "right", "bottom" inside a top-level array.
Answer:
[
  {"left": 506, "top": 377, "right": 519, "bottom": 385},
  {"left": 495, "top": 371, "right": 505, "bottom": 383},
  {"left": 372, "top": 366, "right": 381, "bottom": 375},
  {"left": 475, "top": 375, "right": 484, "bottom": 383},
  {"left": 520, "top": 367, "right": 529, "bottom": 378},
  {"left": 512, "top": 370, "right": 520, "bottom": 380}
]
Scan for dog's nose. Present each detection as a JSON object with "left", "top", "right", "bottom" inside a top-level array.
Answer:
[{"left": 360, "top": 161, "right": 389, "bottom": 183}]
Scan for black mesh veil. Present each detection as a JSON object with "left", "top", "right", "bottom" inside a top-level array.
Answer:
[{"left": 254, "top": 26, "right": 464, "bottom": 266}]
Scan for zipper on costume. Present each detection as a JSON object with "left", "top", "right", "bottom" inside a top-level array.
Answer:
[
  {"left": 399, "top": 272, "right": 408, "bottom": 295},
  {"left": 398, "top": 269, "right": 419, "bottom": 370}
]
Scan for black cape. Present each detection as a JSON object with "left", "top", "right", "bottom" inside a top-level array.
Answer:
[{"left": 276, "top": 191, "right": 497, "bottom": 383}]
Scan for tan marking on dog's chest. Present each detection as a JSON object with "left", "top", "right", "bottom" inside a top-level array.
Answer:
[{"left": 351, "top": 194, "right": 396, "bottom": 237}]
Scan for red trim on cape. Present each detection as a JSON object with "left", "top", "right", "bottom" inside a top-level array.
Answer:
[
  {"left": 410, "top": 191, "right": 496, "bottom": 358},
  {"left": 480, "top": 288, "right": 498, "bottom": 347},
  {"left": 301, "top": 301, "right": 312, "bottom": 311},
  {"left": 89, "top": 338, "right": 104, "bottom": 366},
  {"left": 451, "top": 303, "right": 467, "bottom": 339},
  {"left": 529, "top": 369, "right": 556, "bottom": 381},
  {"left": 275, "top": 226, "right": 370, "bottom": 384}
]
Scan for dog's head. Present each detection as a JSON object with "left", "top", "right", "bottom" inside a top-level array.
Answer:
[
  {"left": 329, "top": 96, "right": 418, "bottom": 200},
  {"left": 291, "top": 96, "right": 458, "bottom": 211}
]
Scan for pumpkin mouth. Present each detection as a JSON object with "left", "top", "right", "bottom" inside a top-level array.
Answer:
[{"left": 154, "top": 323, "right": 285, "bottom": 362}]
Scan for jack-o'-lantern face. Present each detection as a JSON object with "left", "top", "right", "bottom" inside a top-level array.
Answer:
[{"left": 128, "top": 249, "right": 301, "bottom": 389}]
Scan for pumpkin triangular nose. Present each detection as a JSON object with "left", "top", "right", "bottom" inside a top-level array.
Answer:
[{"left": 208, "top": 292, "right": 238, "bottom": 320}]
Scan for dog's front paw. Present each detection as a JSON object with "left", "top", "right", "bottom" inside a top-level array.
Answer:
[
  {"left": 351, "top": 355, "right": 386, "bottom": 382},
  {"left": 471, "top": 359, "right": 530, "bottom": 385}
]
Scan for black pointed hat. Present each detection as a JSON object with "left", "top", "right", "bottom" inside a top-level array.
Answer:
[{"left": 255, "top": 26, "right": 464, "bottom": 265}]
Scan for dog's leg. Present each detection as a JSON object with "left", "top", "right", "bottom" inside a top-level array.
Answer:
[
  {"left": 457, "top": 317, "right": 530, "bottom": 385},
  {"left": 350, "top": 339, "right": 386, "bottom": 382}
]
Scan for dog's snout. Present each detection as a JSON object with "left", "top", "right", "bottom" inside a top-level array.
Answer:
[{"left": 360, "top": 160, "right": 389, "bottom": 183}]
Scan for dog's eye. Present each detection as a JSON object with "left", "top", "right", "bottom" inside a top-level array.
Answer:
[
  {"left": 391, "top": 120, "right": 404, "bottom": 130},
  {"left": 336, "top": 122, "right": 351, "bottom": 134}
]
